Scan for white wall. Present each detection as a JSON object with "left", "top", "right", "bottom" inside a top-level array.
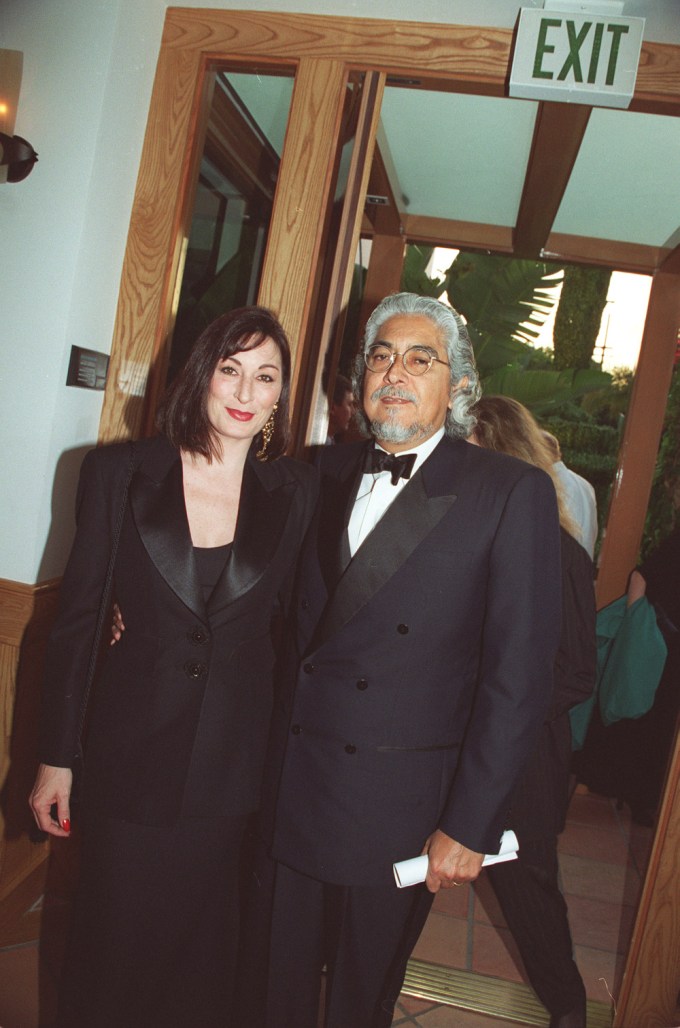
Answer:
[
  {"left": 0, "top": 0, "right": 153, "bottom": 583},
  {"left": 1, "top": 0, "right": 678, "bottom": 584}
]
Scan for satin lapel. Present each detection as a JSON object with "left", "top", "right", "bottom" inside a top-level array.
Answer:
[
  {"left": 312, "top": 465, "right": 457, "bottom": 650},
  {"left": 130, "top": 450, "right": 206, "bottom": 622},
  {"left": 209, "top": 456, "right": 295, "bottom": 617}
]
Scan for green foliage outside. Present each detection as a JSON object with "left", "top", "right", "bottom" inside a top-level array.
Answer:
[
  {"left": 400, "top": 246, "right": 612, "bottom": 416},
  {"left": 400, "top": 245, "right": 446, "bottom": 299},
  {"left": 581, "top": 366, "right": 634, "bottom": 426},
  {"left": 443, "top": 251, "right": 559, "bottom": 349},
  {"left": 553, "top": 265, "right": 612, "bottom": 370},
  {"left": 540, "top": 418, "right": 619, "bottom": 456},
  {"left": 641, "top": 364, "right": 680, "bottom": 560}
]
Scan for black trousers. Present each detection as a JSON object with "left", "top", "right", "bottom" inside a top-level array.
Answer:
[
  {"left": 248, "top": 857, "right": 434, "bottom": 1028},
  {"left": 486, "top": 835, "right": 585, "bottom": 1019},
  {"left": 56, "top": 809, "right": 248, "bottom": 1028}
]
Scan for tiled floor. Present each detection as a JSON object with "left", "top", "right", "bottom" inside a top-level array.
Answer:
[
  {"left": 401, "top": 787, "right": 654, "bottom": 1026},
  {"left": 0, "top": 789, "right": 654, "bottom": 1027}
]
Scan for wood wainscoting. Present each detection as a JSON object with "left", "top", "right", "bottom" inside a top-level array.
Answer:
[{"left": 0, "top": 577, "right": 60, "bottom": 947}]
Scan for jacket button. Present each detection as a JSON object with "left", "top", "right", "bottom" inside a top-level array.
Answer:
[
  {"left": 184, "top": 660, "right": 207, "bottom": 680},
  {"left": 188, "top": 627, "right": 209, "bottom": 644},
  {"left": 291, "top": 724, "right": 302, "bottom": 735},
  {"left": 303, "top": 663, "right": 316, "bottom": 674},
  {"left": 356, "top": 679, "right": 368, "bottom": 691},
  {"left": 397, "top": 623, "right": 409, "bottom": 634},
  {"left": 301, "top": 599, "right": 310, "bottom": 610},
  {"left": 345, "top": 743, "right": 357, "bottom": 754}
]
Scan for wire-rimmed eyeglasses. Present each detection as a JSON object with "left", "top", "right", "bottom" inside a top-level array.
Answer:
[{"left": 364, "top": 343, "right": 451, "bottom": 377}]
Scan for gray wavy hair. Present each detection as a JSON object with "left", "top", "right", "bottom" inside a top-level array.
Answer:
[{"left": 352, "top": 292, "right": 481, "bottom": 440}]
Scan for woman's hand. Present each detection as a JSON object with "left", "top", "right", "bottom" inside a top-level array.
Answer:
[
  {"left": 110, "top": 602, "right": 125, "bottom": 645},
  {"left": 29, "top": 764, "right": 73, "bottom": 836},
  {"left": 626, "top": 569, "right": 646, "bottom": 608}
]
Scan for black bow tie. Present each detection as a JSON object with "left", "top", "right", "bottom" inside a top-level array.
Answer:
[{"left": 364, "top": 448, "right": 417, "bottom": 485}]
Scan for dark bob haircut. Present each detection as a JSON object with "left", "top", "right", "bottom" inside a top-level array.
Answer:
[{"left": 157, "top": 306, "right": 292, "bottom": 461}]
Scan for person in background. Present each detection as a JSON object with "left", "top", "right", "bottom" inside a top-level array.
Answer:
[
  {"left": 622, "top": 529, "right": 680, "bottom": 820},
  {"left": 254, "top": 294, "right": 561, "bottom": 1028},
  {"left": 29, "top": 307, "right": 318, "bottom": 1028},
  {"left": 471, "top": 396, "right": 596, "bottom": 1028},
  {"left": 576, "top": 525, "right": 680, "bottom": 826},
  {"left": 326, "top": 372, "right": 355, "bottom": 444},
  {"left": 543, "top": 430, "right": 598, "bottom": 559}
]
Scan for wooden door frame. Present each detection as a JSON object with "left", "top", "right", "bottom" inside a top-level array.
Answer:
[{"left": 97, "top": 10, "right": 680, "bottom": 1026}]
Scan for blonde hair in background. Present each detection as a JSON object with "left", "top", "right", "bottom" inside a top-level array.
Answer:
[{"left": 470, "top": 395, "right": 578, "bottom": 538}]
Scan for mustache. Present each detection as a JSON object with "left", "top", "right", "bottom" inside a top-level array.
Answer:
[{"left": 368, "top": 385, "right": 418, "bottom": 404}]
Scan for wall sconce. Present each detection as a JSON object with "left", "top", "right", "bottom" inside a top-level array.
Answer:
[{"left": 0, "top": 49, "right": 38, "bottom": 183}]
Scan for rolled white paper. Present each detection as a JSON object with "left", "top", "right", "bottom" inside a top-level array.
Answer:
[
  {"left": 393, "top": 829, "right": 519, "bottom": 888},
  {"left": 482, "top": 829, "right": 519, "bottom": 867},
  {"left": 393, "top": 854, "right": 429, "bottom": 888}
]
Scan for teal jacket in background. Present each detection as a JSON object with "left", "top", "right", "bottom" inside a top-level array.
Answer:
[{"left": 570, "top": 594, "right": 667, "bottom": 750}]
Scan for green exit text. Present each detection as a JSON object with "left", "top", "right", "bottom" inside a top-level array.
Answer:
[{"left": 533, "top": 18, "right": 630, "bottom": 86}]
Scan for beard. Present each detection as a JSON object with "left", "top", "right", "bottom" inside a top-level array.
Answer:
[
  {"left": 369, "top": 417, "right": 434, "bottom": 445},
  {"left": 366, "top": 385, "right": 433, "bottom": 445}
]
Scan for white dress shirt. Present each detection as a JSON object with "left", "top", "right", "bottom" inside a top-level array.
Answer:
[
  {"left": 553, "top": 460, "right": 598, "bottom": 558},
  {"left": 348, "top": 428, "right": 445, "bottom": 556}
]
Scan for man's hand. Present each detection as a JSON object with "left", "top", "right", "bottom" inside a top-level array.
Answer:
[
  {"left": 421, "top": 829, "right": 484, "bottom": 893},
  {"left": 29, "top": 764, "right": 73, "bottom": 836}
]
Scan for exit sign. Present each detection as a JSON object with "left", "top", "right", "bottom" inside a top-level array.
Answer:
[{"left": 509, "top": 5, "right": 645, "bottom": 108}]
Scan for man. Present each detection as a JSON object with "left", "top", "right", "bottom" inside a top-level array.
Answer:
[
  {"left": 326, "top": 373, "right": 355, "bottom": 444},
  {"left": 262, "top": 293, "right": 562, "bottom": 1028},
  {"left": 543, "top": 430, "right": 598, "bottom": 559}
]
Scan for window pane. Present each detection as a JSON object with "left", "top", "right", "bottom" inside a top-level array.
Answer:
[{"left": 167, "top": 68, "right": 295, "bottom": 381}]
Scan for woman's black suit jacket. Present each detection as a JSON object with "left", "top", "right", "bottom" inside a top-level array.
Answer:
[{"left": 39, "top": 435, "right": 318, "bottom": 825}]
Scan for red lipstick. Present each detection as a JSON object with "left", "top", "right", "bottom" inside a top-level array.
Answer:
[{"left": 226, "top": 408, "right": 255, "bottom": 421}]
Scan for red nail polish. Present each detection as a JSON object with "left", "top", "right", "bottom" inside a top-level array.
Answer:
[{"left": 62, "top": 818, "right": 71, "bottom": 832}]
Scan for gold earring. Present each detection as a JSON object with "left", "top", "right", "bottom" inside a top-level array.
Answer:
[{"left": 257, "top": 403, "right": 278, "bottom": 460}]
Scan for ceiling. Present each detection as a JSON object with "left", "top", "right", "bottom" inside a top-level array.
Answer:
[
  {"left": 217, "top": 6, "right": 680, "bottom": 277},
  {"left": 406, "top": 0, "right": 680, "bottom": 44},
  {"left": 376, "top": 87, "right": 680, "bottom": 259}
]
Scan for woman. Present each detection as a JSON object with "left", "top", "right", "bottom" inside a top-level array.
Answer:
[
  {"left": 470, "top": 396, "right": 596, "bottom": 1028},
  {"left": 29, "top": 306, "right": 318, "bottom": 1028}
]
